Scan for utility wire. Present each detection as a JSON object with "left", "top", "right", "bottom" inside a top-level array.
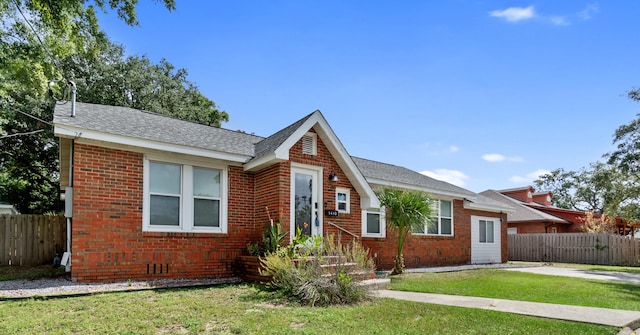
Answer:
[
  {"left": 0, "top": 129, "right": 44, "bottom": 140},
  {"left": 10, "top": 0, "right": 65, "bottom": 80}
]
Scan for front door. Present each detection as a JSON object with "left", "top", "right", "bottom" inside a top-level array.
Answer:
[{"left": 291, "top": 166, "right": 322, "bottom": 239}]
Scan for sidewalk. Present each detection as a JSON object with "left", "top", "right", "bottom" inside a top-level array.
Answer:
[{"left": 373, "top": 290, "right": 640, "bottom": 329}]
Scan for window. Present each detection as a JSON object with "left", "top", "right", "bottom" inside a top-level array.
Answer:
[
  {"left": 413, "top": 199, "right": 453, "bottom": 236},
  {"left": 479, "top": 219, "right": 494, "bottom": 243},
  {"left": 507, "top": 228, "right": 517, "bottom": 235},
  {"left": 144, "top": 157, "right": 227, "bottom": 233},
  {"left": 362, "top": 207, "right": 385, "bottom": 237},
  {"left": 336, "top": 187, "right": 350, "bottom": 213},
  {"left": 301, "top": 132, "right": 317, "bottom": 155}
]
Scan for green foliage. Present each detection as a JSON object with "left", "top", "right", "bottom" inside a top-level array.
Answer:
[
  {"left": 247, "top": 222, "right": 288, "bottom": 257},
  {"left": 377, "top": 187, "right": 432, "bottom": 275},
  {"left": 0, "top": 0, "right": 227, "bottom": 212},
  {"left": 259, "top": 235, "right": 374, "bottom": 307}
]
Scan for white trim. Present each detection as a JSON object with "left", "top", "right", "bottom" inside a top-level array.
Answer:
[
  {"left": 507, "top": 227, "right": 517, "bottom": 235},
  {"left": 335, "top": 187, "right": 350, "bottom": 214},
  {"left": 464, "top": 199, "right": 516, "bottom": 214},
  {"left": 362, "top": 207, "right": 386, "bottom": 238},
  {"left": 413, "top": 199, "right": 454, "bottom": 237},
  {"left": 142, "top": 154, "right": 228, "bottom": 234},
  {"left": 55, "top": 125, "right": 251, "bottom": 164},
  {"left": 243, "top": 111, "right": 379, "bottom": 209},
  {"left": 290, "top": 164, "right": 323, "bottom": 239},
  {"left": 366, "top": 178, "right": 477, "bottom": 202}
]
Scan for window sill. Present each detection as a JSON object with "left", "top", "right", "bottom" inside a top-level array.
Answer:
[{"left": 143, "top": 231, "right": 229, "bottom": 238}]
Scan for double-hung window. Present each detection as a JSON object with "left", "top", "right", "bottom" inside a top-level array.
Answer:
[
  {"left": 479, "top": 219, "right": 494, "bottom": 243},
  {"left": 144, "top": 157, "right": 227, "bottom": 233},
  {"left": 413, "top": 199, "right": 453, "bottom": 236},
  {"left": 362, "top": 207, "right": 385, "bottom": 238},
  {"left": 336, "top": 187, "right": 350, "bottom": 213}
]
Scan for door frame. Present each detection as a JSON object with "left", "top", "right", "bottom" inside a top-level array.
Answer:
[{"left": 290, "top": 163, "right": 324, "bottom": 240}]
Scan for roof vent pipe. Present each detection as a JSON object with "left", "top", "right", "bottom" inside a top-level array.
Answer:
[{"left": 68, "top": 81, "right": 76, "bottom": 117}]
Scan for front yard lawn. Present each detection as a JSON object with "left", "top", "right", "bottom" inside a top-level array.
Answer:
[
  {"left": 0, "top": 284, "right": 616, "bottom": 334},
  {"left": 391, "top": 268, "right": 640, "bottom": 311}
]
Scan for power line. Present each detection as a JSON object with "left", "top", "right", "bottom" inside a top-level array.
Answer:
[{"left": 0, "top": 129, "right": 44, "bottom": 140}]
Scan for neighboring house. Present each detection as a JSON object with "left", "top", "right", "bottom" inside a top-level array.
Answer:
[
  {"left": 53, "top": 102, "right": 512, "bottom": 282},
  {"left": 481, "top": 186, "right": 639, "bottom": 236},
  {"left": 0, "top": 203, "right": 19, "bottom": 215}
]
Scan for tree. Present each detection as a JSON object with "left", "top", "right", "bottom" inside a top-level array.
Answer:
[
  {"left": 534, "top": 162, "right": 640, "bottom": 220},
  {"left": 377, "top": 187, "right": 433, "bottom": 275},
  {"left": 607, "top": 88, "right": 640, "bottom": 177},
  {"left": 0, "top": 0, "right": 227, "bottom": 213}
]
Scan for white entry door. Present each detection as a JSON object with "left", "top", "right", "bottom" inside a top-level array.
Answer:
[
  {"left": 291, "top": 166, "right": 322, "bottom": 239},
  {"left": 471, "top": 216, "right": 501, "bottom": 264}
]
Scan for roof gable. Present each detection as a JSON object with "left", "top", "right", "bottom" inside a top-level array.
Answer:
[
  {"left": 480, "top": 190, "right": 570, "bottom": 224},
  {"left": 244, "top": 110, "right": 379, "bottom": 208}
]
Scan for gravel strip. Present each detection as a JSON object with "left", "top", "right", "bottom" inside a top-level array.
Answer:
[{"left": 0, "top": 276, "right": 242, "bottom": 299}]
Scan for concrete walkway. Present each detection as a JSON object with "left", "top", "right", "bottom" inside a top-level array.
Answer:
[
  {"left": 503, "top": 266, "right": 640, "bottom": 285},
  {"left": 373, "top": 290, "right": 640, "bottom": 329}
]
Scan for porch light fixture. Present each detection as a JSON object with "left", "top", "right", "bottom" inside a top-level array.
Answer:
[{"left": 328, "top": 172, "right": 339, "bottom": 182}]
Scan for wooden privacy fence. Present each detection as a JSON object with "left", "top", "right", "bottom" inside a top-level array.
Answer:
[
  {"left": 509, "top": 233, "right": 640, "bottom": 266},
  {"left": 0, "top": 215, "right": 66, "bottom": 266}
]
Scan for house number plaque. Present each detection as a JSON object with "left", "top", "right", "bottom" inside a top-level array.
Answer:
[{"left": 325, "top": 210, "right": 339, "bottom": 216}]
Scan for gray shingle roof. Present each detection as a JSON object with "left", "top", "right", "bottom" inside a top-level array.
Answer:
[
  {"left": 351, "top": 157, "right": 477, "bottom": 198},
  {"left": 480, "top": 190, "right": 569, "bottom": 223},
  {"left": 252, "top": 112, "right": 314, "bottom": 160},
  {"left": 54, "top": 102, "right": 264, "bottom": 158}
]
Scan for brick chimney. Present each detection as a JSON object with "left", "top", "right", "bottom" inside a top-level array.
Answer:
[
  {"left": 499, "top": 186, "right": 535, "bottom": 203},
  {"left": 532, "top": 192, "right": 553, "bottom": 206}
]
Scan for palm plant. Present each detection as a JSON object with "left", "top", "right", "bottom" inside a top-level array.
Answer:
[{"left": 377, "top": 187, "right": 433, "bottom": 275}]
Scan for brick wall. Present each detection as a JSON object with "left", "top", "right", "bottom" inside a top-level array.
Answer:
[
  {"left": 509, "top": 222, "right": 572, "bottom": 234},
  {"left": 363, "top": 201, "right": 507, "bottom": 270},
  {"left": 71, "top": 143, "right": 256, "bottom": 282}
]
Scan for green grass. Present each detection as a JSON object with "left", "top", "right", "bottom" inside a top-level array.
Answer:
[
  {"left": 391, "top": 268, "right": 640, "bottom": 310},
  {"left": 0, "top": 265, "right": 66, "bottom": 281},
  {"left": 0, "top": 284, "right": 616, "bottom": 334}
]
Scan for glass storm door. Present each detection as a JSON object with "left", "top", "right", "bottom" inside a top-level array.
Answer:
[{"left": 291, "top": 167, "right": 321, "bottom": 238}]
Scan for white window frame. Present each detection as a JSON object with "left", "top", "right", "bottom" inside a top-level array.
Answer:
[
  {"left": 479, "top": 219, "right": 495, "bottom": 244},
  {"left": 336, "top": 187, "right": 350, "bottom": 214},
  {"left": 143, "top": 155, "right": 228, "bottom": 233},
  {"left": 362, "top": 207, "right": 385, "bottom": 238},
  {"left": 413, "top": 199, "right": 454, "bottom": 236},
  {"left": 507, "top": 227, "right": 518, "bottom": 235}
]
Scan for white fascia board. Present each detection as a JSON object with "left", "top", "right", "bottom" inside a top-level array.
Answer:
[
  {"left": 243, "top": 152, "right": 286, "bottom": 172},
  {"left": 273, "top": 113, "right": 322, "bottom": 158},
  {"left": 366, "top": 178, "right": 477, "bottom": 202},
  {"left": 54, "top": 125, "right": 251, "bottom": 163},
  {"left": 464, "top": 200, "right": 516, "bottom": 213},
  {"left": 312, "top": 116, "right": 379, "bottom": 209}
]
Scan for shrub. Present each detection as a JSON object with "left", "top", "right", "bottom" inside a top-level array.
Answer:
[{"left": 259, "top": 234, "right": 375, "bottom": 306}]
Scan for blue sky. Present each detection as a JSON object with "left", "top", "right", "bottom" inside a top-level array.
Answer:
[{"left": 96, "top": 1, "right": 640, "bottom": 193}]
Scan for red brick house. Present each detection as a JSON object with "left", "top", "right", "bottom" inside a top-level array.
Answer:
[
  {"left": 481, "top": 186, "right": 639, "bottom": 236},
  {"left": 54, "top": 102, "right": 512, "bottom": 282}
]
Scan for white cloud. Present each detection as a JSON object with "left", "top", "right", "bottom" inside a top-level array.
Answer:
[
  {"left": 489, "top": 6, "right": 535, "bottom": 22},
  {"left": 482, "top": 154, "right": 523, "bottom": 163},
  {"left": 509, "top": 169, "right": 551, "bottom": 184},
  {"left": 420, "top": 169, "right": 469, "bottom": 187},
  {"left": 449, "top": 145, "right": 459, "bottom": 153},
  {"left": 549, "top": 16, "right": 569, "bottom": 26},
  {"left": 578, "top": 4, "right": 598, "bottom": 20}
]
